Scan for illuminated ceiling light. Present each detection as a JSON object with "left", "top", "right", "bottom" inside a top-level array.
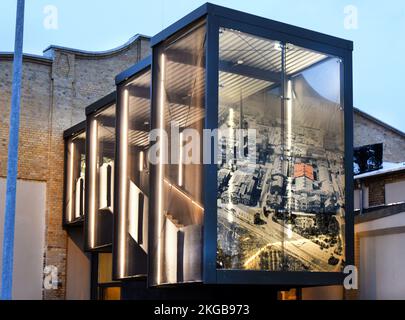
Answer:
[{"left": 236, "top": 59, "right": 244, "bottom": 65}]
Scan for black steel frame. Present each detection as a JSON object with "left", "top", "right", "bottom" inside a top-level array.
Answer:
[
  {"left": 150, "top": 2, "right": 354, "bottom": 286},
  {"left": 84, "top": 91, "right": 117, "bottom": 252},
  {"left": 62, "top": 120, "right": 86, "bottom": 228},
  {"left": 112, "top": 57, "right": 152, "bottom": 280}
]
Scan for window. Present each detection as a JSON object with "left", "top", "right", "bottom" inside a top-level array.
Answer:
[
  {"left": 385, "top": 180, "right": 405, "bottom": 205},
  {"left": 217, "top": 28, "right": 345, "bottom": 272},
  {"left": 150, "top": 22, "right": 206, "bottom": 285},
  {"left": 65, "top": 131, "right": 86, "bottom": 224},
  {"left": 87, "top": 102, "right": 116, "bottom": 250},
  {"left": 115, "top": 67, "right": 151, "bottom": 279}
]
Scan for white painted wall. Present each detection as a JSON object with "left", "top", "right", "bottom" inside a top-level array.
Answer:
[
  {"left": 385, "top": 180, "right": 405, "bottom": 204},
  {"left": 354, "top": 186, "right": 369, "bottom": 210},
  {"left": 360, "top": 233, "right": 405, "bottom": 299},
  {"left": 356, "top": 211, "right": 405, "bottom": 300},
  {"left": 0, "top": 178, "right": 46, "bottom": 300},
  {"left": 356, "top": 211, "right": 405, "bottom": 234},
  {"left": 354, "top": 189, "right": 361, "bottom": 210},
  {"left": 66, "top": 236, "right": 91, "bottom": 300}
]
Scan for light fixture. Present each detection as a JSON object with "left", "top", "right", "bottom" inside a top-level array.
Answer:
[
  {"left": 89, "top": 118, "right": 98, "bottom": 249},
  {"left": 118, "top": 88, "right": 129, "bottom": 278},
  {"left": 157, "top": 52, "right": 166, "bottom": 284},
  {"left": 139, "top": 150, "right": 144, "bottom": 172},
  {"left": 67, "top": 141, "right": 75, "bottom": 223},
  {"left": 178, "top": 131, "right": 183, "bottom": 187}
]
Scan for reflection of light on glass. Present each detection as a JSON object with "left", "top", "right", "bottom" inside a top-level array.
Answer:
[
  {"left": 178, "top": 132, "right": 183, "bottom": 186},
  {"left": 157, "top": 52, "right": 166, "bottom": 284},
  {"left": 139, "top": 151, "right": 144, "bottom": 172},
  {"left": 287, "top": 223, "right": 293, "bottom": 239},
  {"left": 274, "top": 42, "right": 282, "bottom": 51},
  {"left": 67, "top": 141, "right": 75, "bottom": 222},
  {"left": 89, "top": 118, "right": 98, "bottom": 248},
  {"left": 227, "top": 108, "right": 235, "bottom": 219},
  {"left": 227, "top": 210, "right": 233, "bottom": 223},
  {"left": 118, "top": 88, "right": 129, "bottom": 278},
  {"left": 229, "top": 108, "right": 234, "bottom": 127},
  {"left": 286, "top": 80, "right": 293, "bottom": 213},
  {"left": 164, "top": 178, "right": 203, "bottom": 211},
  {"left": 287, "top": 80, "right": 292, "bottom": 153}
]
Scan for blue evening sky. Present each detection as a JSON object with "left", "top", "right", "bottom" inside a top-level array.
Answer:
[{"left": 1, "top": 0, "right": 404, "bottom": 131}]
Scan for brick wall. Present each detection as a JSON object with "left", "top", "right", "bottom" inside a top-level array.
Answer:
[
  {"left": 354, "top": 111, "right": 405, "bottom": 163},
  {"left": 362, "top": 171, "right": 405, "bottom": 207},
  {"left": 0, "top": 36, "right": 150, "bottom": 299}
]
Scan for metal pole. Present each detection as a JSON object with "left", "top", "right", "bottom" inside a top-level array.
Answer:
[{"left": 1, "top": 0, "right": 25, "bottom": 300}]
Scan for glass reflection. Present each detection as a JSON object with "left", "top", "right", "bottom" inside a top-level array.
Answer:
[
  {"left": 150, "top": 22, "right": 206, "bottom": 285},
  {"left": 87, "top": 103, "right": 116, "bottom": 249},
  {"left": 115, "top": 69, "right": 151, "bottom": 279},
  {"left": 65, "top": 132, "right": 86, "bottom": 223},
  {"left": 217, "top": 28, "right": 345, "bottom": 272}
]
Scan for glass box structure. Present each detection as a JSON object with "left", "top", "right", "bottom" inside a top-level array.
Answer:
[
  {"left": 149, "top": 3, "right": 353, "bottom": 286},
  {"left": 63, "top": 121, "right": 86, "bottom": 226},
  {"left": 62, "top": 3, "right": 354, "bottom": 292},
  {"left": 113, "top": 57, "right": 152, "bottom": 279},
  {"left": 84, "top": 92, "right": 117, "bottom": 251}
]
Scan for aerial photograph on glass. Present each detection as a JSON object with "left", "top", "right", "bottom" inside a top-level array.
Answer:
[{"left": 216, "top": 28, "right": 345, "bottom": 272}]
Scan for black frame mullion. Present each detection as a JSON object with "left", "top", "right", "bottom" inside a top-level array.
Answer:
[{"left": 203, "top": 14, "right": 219, "bottom": 284}]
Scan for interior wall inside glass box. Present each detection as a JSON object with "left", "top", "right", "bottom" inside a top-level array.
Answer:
[
  {"left": 150, "top": 22, "right": 206, "bottom": 285},
  {"left": 216, "top": 28, "right": 345, "bottom": 272},
  {"left": 87, "top": 103, "right": 116, "bottom": 249},
  {"left": 116, "top": 69, "right": 151, "bottom": 279},
  {"left": 65, "top": 132, "right": 86, "bottom": 223}
]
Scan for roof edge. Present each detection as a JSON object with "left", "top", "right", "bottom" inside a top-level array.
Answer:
[
  {"left": 151, "top": 2, "right": 353, "bottom": 50},
  {"left": 43, "top": 34, "right": 151, "bottom": 58},
  {"left": 354, "top": 107, "right": 405, "bottom": 139},
  {"left": 115, "top": 55, "right": 152, "bottom": 85},
  {"left": 0, "top": 52, "right": 52, "bottom": 65},
  {"left": 85, "top": 91, "right": 116, "bottom": 116}
]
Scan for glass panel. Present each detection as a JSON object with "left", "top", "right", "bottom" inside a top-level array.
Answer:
[
  {"left": 65, "top": 132, "right": 86, "bottom": 223},
  {"left": 150, "top": 22, "right": 206, "bottom": 285},
  {"left": 100, "top": 287, "right": 121, "bottom": 300},
  {"left": 217, "top": 27, "right": 345, "bottom": 272},
  {"left": 284, "top": 47, "right": 345, "bottom": 271},
  {"left": 217, "top": 28, "right": 283, "bottom": 270},
  {"left": 115, "top": 69, "right": 151, "bottom": 279},
  {"left": 87, "top": 103, "right": 116, "bottom": 249},
  {"left": 98, "top": 253, "right": 114, "bottom": 284}
]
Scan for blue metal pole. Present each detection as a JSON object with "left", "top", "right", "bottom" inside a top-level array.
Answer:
[{"left": 1, "top": 0, "right": 25, "bottom": 300}]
